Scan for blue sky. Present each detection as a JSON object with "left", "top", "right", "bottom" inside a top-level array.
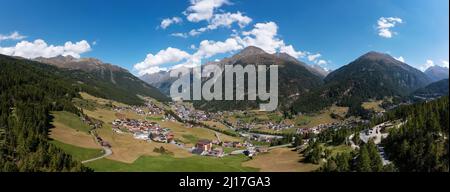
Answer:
[{"left": 0, "top": 0, "right": 448, "bottom": 75}]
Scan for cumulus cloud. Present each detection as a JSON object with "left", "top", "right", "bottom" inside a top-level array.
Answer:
[
  {"left": 307, "top": 53, "right": 321, "bottom": 62},
  {"left": 137, "top": 21, "right": 330, "bottom": 75},
  {"left": 419, "top": 59, "right": 435, "bottom": 71},
  {"left": 183, "top": 12, "right": 252, "bottom": 37},
  {"left": 171, "top": 33, "right": 188, "bottom": 38},
  {"left": 160, "top": 17, "right": 183, "bottom": 29},
  {"left": 377, "top": 17, "right": 403, "bottom": 38},
  {"left": 317, "top": 60, "right": 328, "bottom": 65},
  {"left": 441, "top": 60, "right": 449, "bottom": 68},
  {"left": 185, "top": 0, "right": 230, "bottom": 22},
  {"left": 0, "top": 31, "right": 26, "bottom": 42},
  {"left": 195, "top": 38, "right": 243, "bottom": 58},
  {"left": 395, "top": 56, "right": 405, "bottom": 63},
  {"left": 239, "top": 22, "right": 284, "bottom": 54},
  {"left": 0, "top": 39, "right": 91, "bottom": 59},
  {"left": 279, "top": 45, "right": 306, "bottom": 58},
  {"left": 134, "top": 47, "right": 191, "bottom": 75}
]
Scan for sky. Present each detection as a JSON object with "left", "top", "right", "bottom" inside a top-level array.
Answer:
[{"left": 0, "top": 0, "right": 448, "bottom": 76}]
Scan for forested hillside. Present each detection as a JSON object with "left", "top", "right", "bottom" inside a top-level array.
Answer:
[{"left": 0, "top": 54, "right": 90, "bottom": 172}]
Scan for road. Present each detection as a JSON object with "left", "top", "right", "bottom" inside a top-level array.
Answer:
[
  {"left": 230, "top": 143, "right": 292, "bottom": 155},
  {"left": 81, "top": 147, "right": 112, "bottom": 164}
]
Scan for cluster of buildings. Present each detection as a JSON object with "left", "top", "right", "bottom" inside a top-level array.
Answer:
[
  {"left": 191, "top": 140, "right": 224, "bottom": 157},
  {"left": 112, "top": 118, "right": 174, "bottom": 143},
  {"left": 113, "top": 101, "right": 164, "bottom": 116},
  {"left": 240, "top": 133, "right": 284, "bottom": 143},
  {"left": 265, "top": 122, "right": 294, "bottom": 131},
  {"left": 173, "top": 104, "right": 209, "bottom": 122}
]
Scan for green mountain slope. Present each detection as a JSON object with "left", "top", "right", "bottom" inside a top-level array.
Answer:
[
  {"left": 0, "top": 54, "right": 90, "bottom": 172},
  {"left": 35, "top": 55, "right": 169, "bottom": 105},
  {"left": 293, "top": 51, "right": 432, "bottom": 116}
]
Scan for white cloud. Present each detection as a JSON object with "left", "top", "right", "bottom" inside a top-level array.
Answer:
[
  {"left": 279, "top": 45, "right": 306, "bottom": 58},
  {"left": 134, "top": 47, "right": 191, "bottom": 75},
  {"left": 442, "top": 60, "right": 449, "bottom": 68},
  {"left": 189, "top": 29, "right": 203, "bottom": 36},
  {"left": 137, "top": 21, "right": 330, "bottom": 75},
  {"left": 160, "top": 17, "right": 183, "bottom": 29},
  {"left": 419, "top": 59, "right": 435, "bottom": 71},
  {"left": 185, "top": 0, "right": 230, "bottom": 22},
  {"left": 395, "top": 56, "right": 405, "bottom": 63},
  {"left": 0, "top": 39, "right": 91, "bottom": 59},
  {"left": 188, "top": 12, "right": 252, "bottom": 36},
  {"left": 0, "top": 31, "right": 27, "bottom": 41},
  {"left": 307, "top": 53, "right": 321, "bottom": 62},
  {"left": 240, "top": 22, "right": 284, "bottom": 54},
  {"left": 195, "top": 38, "right": 242, "bottom": 58},
  {"left": 317, "top": 60, "right": 328, "bottom": 65},
  {"left": 377, "top": 17, "right": 403, "bottom": 38},
  {"left": 171, "top": 33, "right": 188, "bottom": 38},
  {"left": 209, "top": 12, "right": 252, "bottom": 29}
]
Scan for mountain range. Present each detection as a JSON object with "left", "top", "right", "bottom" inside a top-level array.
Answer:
[
  {"left": 141, "top": 47, "right": 440, "bottom": 114},
  {"left": 25, "top": 55, "right": 168, "bottom": 105},
  {"left": 294, "top": 51, "right": 432, "bottom": 116}
]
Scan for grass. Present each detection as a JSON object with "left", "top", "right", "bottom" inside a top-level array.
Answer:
[
  {"left": 362, "top": 100, "right": 385, "bottom": 112},
  {"left": 326, "top": 145, "right": 354, "bottom": 157},
  {"left": 50, "top": 140, "right": 104, "bottom": 162},
  {"left": 52, "top": 111, "right": 91, "bottom": 133},
  {"left": 146, "top": 116, "right": 163, "bottom": 121},
  {"left": 86, "top": 155, "right": 258, "bottom": 172},
  {"left": 243, "top": 148, "right": 319, "bottom": 172},
  {"left": 182, "top": 134, "right": 200, "bottom": 144}
]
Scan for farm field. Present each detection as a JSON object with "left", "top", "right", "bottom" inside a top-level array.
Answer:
[
  {"left": 49, "top": 112, "right": 101, "bottom": 149},
  {"left": 50, "top": 140, "right": 104, "bottom": 162},
  {"left": 242, "top": 148, "right": 319, "bottom": 172},
  {"left": 85, "top": 154, "right": 258, "bottom": 172},
  {"left": 362, "top": 100, "right": 385, "bottom": 112}
]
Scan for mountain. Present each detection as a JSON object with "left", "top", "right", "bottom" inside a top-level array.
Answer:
[
  {"left": 34, "top": 55, "right": 169, "bottom": 105},
  {"left": 413, "top": 78, "right": 449, "bottom": 97},
  {"left": 424, "top": 65, "right": 449, "bottom": 82},
  {"left": 192, "top": 46, "right": 325, "bottom": 111},
  {"left": 141, "top": 46, "right": 330, "bottom": 97},
  {"left": 141, "top": 71, "right": 176, "bottom": 96},
  {"left": 275, "top": 52, "right": 329, "bottom": 78},
  {"left": 293, "top": 51, "right": 432, "bottom": 116}
]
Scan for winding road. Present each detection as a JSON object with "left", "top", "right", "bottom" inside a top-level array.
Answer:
[{"left": 81, "top": 146, "right": 112, "bottom": 164}]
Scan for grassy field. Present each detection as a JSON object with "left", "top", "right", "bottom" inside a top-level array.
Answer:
[
  {"left": 96, "top": 123, "right": 193, "bottom": 163},
  {"left": 362, "top": 100, "right": 385, "bottom": 112},
  {"left": 80, "top": 92, "right": 128, "bottom": 108},
  {"left": 50, "top": 140, "right": 104, "bottom": 161},
  {"left": 86, "top": 154, "right": 258, "bottom": 172},
  {"left": 326, "top": 145, "right": 353, "bottom": 157},
  {"left": 294, "top": 105, "right": 348, "bottom": 128},
  {"left": 49, "top": 111, "right": 101, "bottom": 149},
  {"left": 52, "top": 111, "right": 91, "bottom": 133},
  {"left": 243, "top": 148, "right": 319, "bottom": 172}
]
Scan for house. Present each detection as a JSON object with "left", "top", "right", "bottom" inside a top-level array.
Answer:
[{"left": 195, "top": 140, "right": 213, "bottom": 152}]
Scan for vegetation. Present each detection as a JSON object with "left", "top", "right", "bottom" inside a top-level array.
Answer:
[
  {"left": 382, "top": 96, "right": 449, "bottom": 172},
  {"left": 85, "top": 155, "right": 258, "bottom": 172},
  {"left": 50, "top": 140, "right": 103, "bottom": 162},
  {"left": 0, "top": 55, "right": 90, "bottom": 172}
]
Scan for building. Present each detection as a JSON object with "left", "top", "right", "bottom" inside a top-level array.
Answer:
[{"left": 195, "top": 140, "right": 213, "bottom": 152}]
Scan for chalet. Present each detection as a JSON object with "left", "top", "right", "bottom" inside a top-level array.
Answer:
[{"left": 195, "top": 140, "right": 213, "bottom": 152}]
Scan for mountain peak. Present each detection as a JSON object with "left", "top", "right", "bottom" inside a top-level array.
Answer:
[
  {"left": 359, "top": 51, "right": 392, "bottom": 60},
  {"left": 237, "top": 46, "right": 267, "bottom": 56}
]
